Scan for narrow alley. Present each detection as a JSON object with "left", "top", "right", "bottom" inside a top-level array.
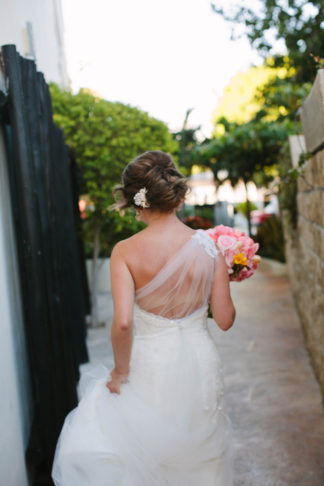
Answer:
[{"left": 84, "top": 263, "right": 324, "bottom": 485}]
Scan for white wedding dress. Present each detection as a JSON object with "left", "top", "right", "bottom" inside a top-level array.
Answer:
[{"left": 52, "top": 229, "right": 234, "bottom": 486}]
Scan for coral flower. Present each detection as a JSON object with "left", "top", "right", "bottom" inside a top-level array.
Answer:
[{"left": 233, "top": 252, "right": 248, "bottom": 266}]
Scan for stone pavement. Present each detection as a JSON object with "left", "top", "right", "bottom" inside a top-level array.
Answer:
[
  {"left": 84, "top": 266, "right": 324, "bottom": 485},
  {"left": 81, "top": 293, "right": 115, "bottom": 371},
  {"left": 215, "top": 266, "right": 324, "bottom": 486}
]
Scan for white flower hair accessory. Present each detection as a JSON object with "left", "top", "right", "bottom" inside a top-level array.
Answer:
[{"left": 133, "top": 187, "right": 150, "bottom": 208}]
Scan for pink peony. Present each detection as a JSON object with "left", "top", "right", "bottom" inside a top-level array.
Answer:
[
  {"left": 217, "top": 235, "right": 238, "bottom": 252},
  {"left": 206, "top": 224, "right": 237, "bottom": 242}
]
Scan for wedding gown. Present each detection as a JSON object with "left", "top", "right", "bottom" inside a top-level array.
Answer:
[{"left": 52, "top": 229, "right": 234, "bottom": 486}]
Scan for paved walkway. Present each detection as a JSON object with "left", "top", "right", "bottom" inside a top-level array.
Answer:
[{"left": 84, "top": 265, "right": 324, "bottom": 485}]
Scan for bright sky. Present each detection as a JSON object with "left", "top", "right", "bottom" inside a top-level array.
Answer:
[{"left": 61, "top": 0, "right": 262, "bottom": 138}]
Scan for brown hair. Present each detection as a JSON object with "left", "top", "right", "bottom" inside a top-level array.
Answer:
[{"left": 111, "top": 151, "right": 189, "bottom": 212}]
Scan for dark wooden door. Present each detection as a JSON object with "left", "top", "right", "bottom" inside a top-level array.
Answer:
[{"left": 0, "top": 44, "right": 89, "bottom": 484}]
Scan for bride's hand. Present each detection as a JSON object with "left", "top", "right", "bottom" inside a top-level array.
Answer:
[{"left": 106, "top": 368, "right": 129, "bottom": 394}]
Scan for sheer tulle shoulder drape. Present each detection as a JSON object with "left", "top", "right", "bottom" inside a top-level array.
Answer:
[{"left": 135, "top": 230, "right": 219, "bottom": 319}]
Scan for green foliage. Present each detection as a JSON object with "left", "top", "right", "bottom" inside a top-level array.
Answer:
[
  {"left": 82, "top": 209, "right": 145, "bottom": 258},
  {"left": 49, "top": 83, "right": 178, "bottom": 254},
  {"left": 207, "top": 2, "right": 317, "bottom": 238},
  {"left": 198, "top": 113, "right": 293, "bottom": 235},
  {"left": 213, "top": 58, "right": 311, "bottom": 131},
  {"left": 254, "top": 215, "right": 286, "bottom": 262},
  {"left": 193, "top": 205, "right": 215, "bottom": 222},
  {"left": 208, "top": 53, "right": 311, "bottom": 234},
  {"left": 236, "top": 201, "right": 258, "bottom": 216},
  {"left": 213, "top": 62, "right": 291, "bottom": 127},
  {"left": 50, "top": 84, "right": 177, "bottom": 209},
  {"left": 255, "top": 72, "right": 312, "bottom": 122},
  {"left": 311, "top": 53, "right": 324, "bottom": 69},
  {"left": 199, "top": 118, "right": 291, "bottom": 188},
  {"left": 172, "top": 109, "right": 200, "bottom": 176},
  {"left": 211, "top": 0, "right": 324, "bottom": 82}
]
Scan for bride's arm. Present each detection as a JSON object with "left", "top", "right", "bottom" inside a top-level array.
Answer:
[
  {"left": 106, "top": 242, "right": 135, "bottom": 394},
  {"left": 210, "top": 252, "right": 236, "bottom": 331}
]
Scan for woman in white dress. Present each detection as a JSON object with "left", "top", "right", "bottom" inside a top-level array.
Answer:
[{"left": 52, "top": 150, "right": 236, "bottom": 486}]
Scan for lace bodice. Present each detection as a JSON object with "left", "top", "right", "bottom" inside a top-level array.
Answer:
[
  {"left": 134, "top": 302, "right": 209, "bottom": 336},
  {"left": 135, "top": 229, "right": 219, "bottom": 320}
]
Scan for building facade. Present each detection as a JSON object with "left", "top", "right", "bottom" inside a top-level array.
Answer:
[
  {"left": 0, "top": 2, "right": 69, "bottom": 484},
  {"left": 0, "top": 0, "right": 69, "bottom": 86}
]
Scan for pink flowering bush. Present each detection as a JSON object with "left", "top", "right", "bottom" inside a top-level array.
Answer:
[{"left": 206, "top": 225, "right": 261, "bottom": 282}]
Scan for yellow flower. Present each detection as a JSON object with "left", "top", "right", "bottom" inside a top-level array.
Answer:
[{"left": 233, "top": 252, "right": 248, "bottom": 266}]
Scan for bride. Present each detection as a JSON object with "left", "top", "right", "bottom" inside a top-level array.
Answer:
[{"left": 52, "top": 150, "right": 236, "bottom": 486}]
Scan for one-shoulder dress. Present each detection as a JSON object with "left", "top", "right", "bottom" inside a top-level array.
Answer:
[{"left": 52, "top": 229, "right": 233, "bottom": 486}]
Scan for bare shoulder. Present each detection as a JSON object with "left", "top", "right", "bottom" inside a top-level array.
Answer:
[
  {"left": 111, "top": 222, "right": 195, "bottom": 264},
  {"left": 110, "top": 239, "right": 129, "bottom": 263},
  {"left": 110, "top": 231, "right": 147, "bottom": 259}
]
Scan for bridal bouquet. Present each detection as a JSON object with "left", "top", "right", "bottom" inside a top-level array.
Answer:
[{"left": 206, "top": 225, "right": 261, "bottom": 282}]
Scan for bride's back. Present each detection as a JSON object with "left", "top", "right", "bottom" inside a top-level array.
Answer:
[
  {"left": 121, "top": 223, "right": 219, "bottom": 319},
  {"left": 111, "top": 150, "right": 219, "bottom": 319},
  {"left": 124, "top": 223, "right": 195, "bottom": 290}
]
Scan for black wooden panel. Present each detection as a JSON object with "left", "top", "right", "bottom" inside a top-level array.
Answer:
[{"left": 0, "top": 44, "right": 89, "bottom": 483}]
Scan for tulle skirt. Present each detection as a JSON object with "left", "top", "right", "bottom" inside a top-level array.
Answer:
[{"left": 52, "top": 305, "right": 234, "bottom": 485}]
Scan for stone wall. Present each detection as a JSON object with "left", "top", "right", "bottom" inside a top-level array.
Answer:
[{"left": 285, "top": 70, "right": 324, "bottom": 400}]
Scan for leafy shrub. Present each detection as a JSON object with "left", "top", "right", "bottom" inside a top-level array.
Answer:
[
  {"left": 195, "top": 205, "right": 215, "bottom": 222},
  {"left": 83, "top": 209, "right": 145, "bottom": 258},
  {"left": 50, "top": 83, "right": 177, "bottom": 258},
  {"left": 254, "top": 214, "right": 286, "bottom": 262},
  {"left": 236, "top": 201, "right": 258, "bottom": 215}
]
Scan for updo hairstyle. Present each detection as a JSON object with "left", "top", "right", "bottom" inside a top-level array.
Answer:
[{"left": 112, "top": 151, "right": 189, "bottom": 212}]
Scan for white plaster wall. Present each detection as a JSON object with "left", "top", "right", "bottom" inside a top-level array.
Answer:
[
  {"left": 0, "top": 0, "right": 69, "bottom": 86},
  {"left": 0, "top": 127, "right": 33, "bottom": 486}
]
